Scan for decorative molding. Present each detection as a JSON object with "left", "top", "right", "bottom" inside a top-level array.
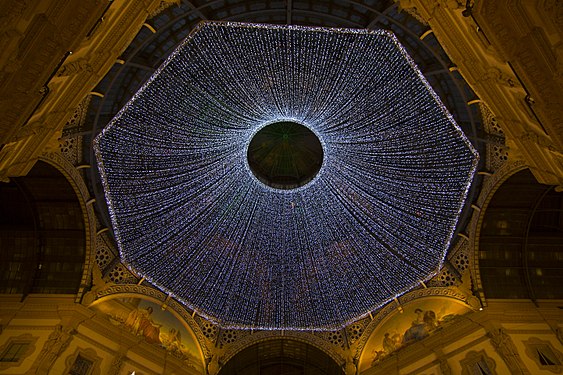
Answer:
[
  {"left": 460, "top": 349, "right": 498, "bottom": 375},
  {"left": 440, "top": 358, "right": 452, "bottom": 375},
  {"left": 95, "top": 232, "right": 118, "bottom": 272},
  {"left": 94, "top": 284, "right": 166, "bottom": 301},
  {"left": 62, "top": 95, "right": 91, "bottom": 138},
  {"left": 488, "top": 327, "right": 531, "bottom": 374},
  {"left": 195, "top": 316, "right": 219, "bottom": 342},
  {"left": 522, "top": 337, "right": 563, "bottom": 374},
  {"left": 26, "top": 324, "right": 75, "bottom": 375},
  {"left": 105, "top": 263, "right": 139, "bottom": 285},
  {"left": 58, "top": 136, "right": 81, "bottom": 166},
  {"left": 0, "top": 333, "right": 38, "bottom": 372},
  {"left": 149, "top": 0, "right": 181, "bottom": 19},
  {"left": 62, "top": 347, "right": 102, "bottom": 375},
  {"left": 56, "top": 58, "right": 93, "bottom": 77}
]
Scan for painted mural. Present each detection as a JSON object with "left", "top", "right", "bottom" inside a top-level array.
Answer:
[
  {"left": 91, "top": 297, "right": 204, "bottom": 370},
  {"left": 359, "top": 297, "right": 472, "bottom": 372}
]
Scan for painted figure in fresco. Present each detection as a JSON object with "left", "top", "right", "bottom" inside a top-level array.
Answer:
[
  {"left": 402, "top": 309, "right": 438, "bottom": 344},
  {"left": 125, "top": 307, "right": 142, "bottom": 334},
  {"left": 413, "top": 308, "right": 424, "bottom": 325},
  {"left": 423, "top": 310, "right": 438, "bottom": 331},
  {"left": 161, "top": 328, "right": 182, "bottom": 352},
  {"left": 383, "top": 333, "right": 399, "bottom": 353},
  {"left": 124, "top": 306, "right": 162, "bottom": 344},
  {"left": 138, "top": 307, "right": 162, "bottom": 344}
]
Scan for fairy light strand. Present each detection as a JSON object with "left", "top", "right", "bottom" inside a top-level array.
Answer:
[{"left": 94, "top": 22, "right": 478, "bottom": 330}]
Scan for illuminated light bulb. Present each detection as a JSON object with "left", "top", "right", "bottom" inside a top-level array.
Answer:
[{"left": 95, "top": 21, "right": 478, "bottom": 330}]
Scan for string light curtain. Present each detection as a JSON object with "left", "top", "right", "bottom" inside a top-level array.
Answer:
[{"left": 95, "top": 22, "right": 478, "bottom": 330}]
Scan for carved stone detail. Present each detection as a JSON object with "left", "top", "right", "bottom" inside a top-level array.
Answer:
[
  {"left": 57, "top": 58, "right": 93, "bottom": 77},
  {"left": 149, "top": 0, "right": 181, "bottom": 18},
  {"left": 62, "top": 95, "right": 91, "bottom": 137},
  {"left": 346, "top": 320, "right": 368, "bottom": 346},
  {"left": 108, "top": 352, "right": 125, "bottom": 375},
  {"left": 195, "top": 316, "right": 219, "bottom": 342},
  {"left": 522, "top": 337, "right": 563, "bottom": 374},
  {"left": 95, "top": 233, "right": 117, "bottom": 271},
  {"left": 488, "top": 328, "right": 530, "bottom": 374},
  {"left": 26, "top": 325, "right": 74, "bottom": 375},
  {"left": 460, "top": 349, "right": 498, "bottom": 375},
  {"left": 106, "top": 263, "right": 138, "bottom": 284},
  {"left": 440, "top": 358, "right": 452, "bottom": 375},
  {"left": 58, "top": 136, "right": 81, "bottom": 166},
  {"left": 453, "top": 269, "right": 482, "bottom": 310}
]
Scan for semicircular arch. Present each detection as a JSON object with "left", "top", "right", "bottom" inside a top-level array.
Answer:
[
  {"left": 87, "top": 291, "right": 208, "bottom": 370},
  {"left": 356, "top": 290, "right": 473, "bottom": 372}
]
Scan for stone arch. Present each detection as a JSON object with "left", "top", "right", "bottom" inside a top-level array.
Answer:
[
  {"left": 219, "top": 334, "right": 345, "bottom": 375},
  {"left": 466, "top": 160, "right": 528, "bottom": 303},
  {"left": 356, "top": 289, "right": 473, "bottom": 372},
  {"left": 221, "top": 330, "right": 345, "bottom": 367},
  {"left": 39, "top": 151, "right": 98, "bottom": 301},
  {"left": 86, "top": 286, "right": 210, "bottom": 367}
]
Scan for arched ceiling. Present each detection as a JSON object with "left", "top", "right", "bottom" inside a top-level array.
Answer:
[
  {"left": 78, "top": 0, "right": 489, "bottom": 329},
  {"left": 82, "top": 0, "right": 484, "bottom": 232}
]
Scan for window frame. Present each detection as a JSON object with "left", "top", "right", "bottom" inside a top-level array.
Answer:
[
  {"left": 0, "top": 334, "right": 38, "bottom": 371},
  {"left": 523, "top": 337, "right": 563, "bottom": 374},
  {"left": 460, "top": 349, "right": 497, "bottom": 375},
  {"left": 63, "top": 348, "right": 101, "bottom": 375}
]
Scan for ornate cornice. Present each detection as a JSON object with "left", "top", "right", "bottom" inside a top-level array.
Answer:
[
  {"left": 402, "top": 0, "right": 563, "bottom": 188},
  {"left": 0, "top": 0, "right": 167, "bottom": 182}
]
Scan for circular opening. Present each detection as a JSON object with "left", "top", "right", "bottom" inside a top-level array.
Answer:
[{"left": 247, "top": 121, "right": 323, "bottom": 190}]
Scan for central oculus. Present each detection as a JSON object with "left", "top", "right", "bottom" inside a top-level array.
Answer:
[
  {"left": 247, "top": 121, "right": 323, "bottom": 190},
  {"left": 94, "top": 22, "right": 478, "bottom": 330}
]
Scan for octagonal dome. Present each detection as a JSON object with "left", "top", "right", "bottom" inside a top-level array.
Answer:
[{"left": 94, "top": 21, "right": 478, "bottom": 330}]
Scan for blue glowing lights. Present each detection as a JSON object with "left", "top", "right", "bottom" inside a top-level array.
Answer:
[{"left": 94, "top": 22, "right": 478, "bottom": 330}]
